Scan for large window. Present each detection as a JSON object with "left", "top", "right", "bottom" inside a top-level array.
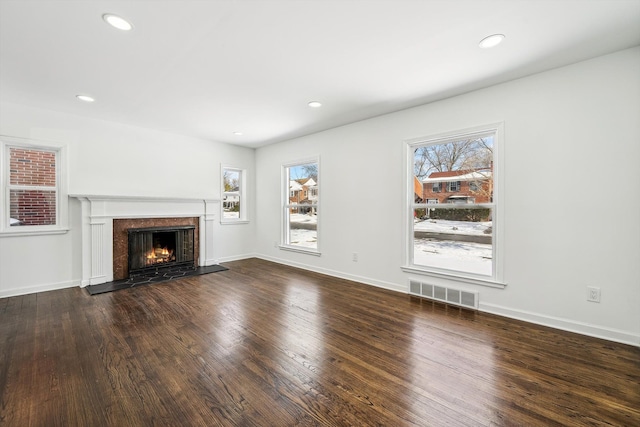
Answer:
[
  {"left": 221, "top": 166, "right": 247, "bottom": 223},
  {"left": 406, "top": 125, "right": 503, "bottom": 284},
  {"left": 282, "top": 159, "right": 319, "bottom": 254},
  {"left": 1, "top": 139, "right": 67, "bottom": 234}
]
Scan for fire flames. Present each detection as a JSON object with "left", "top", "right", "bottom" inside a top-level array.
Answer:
[{"left": 146, "top": 246, "right": 175, "bottom": 266}]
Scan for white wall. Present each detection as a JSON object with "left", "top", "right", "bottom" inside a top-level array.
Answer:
[
  {"left": 255, "top": 47, "right": 640, "bottom": 346},
  {"left": 0, "top": 103, "right": 256, "bottom": 296}
]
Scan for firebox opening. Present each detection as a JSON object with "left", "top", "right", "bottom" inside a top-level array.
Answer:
[
  {"left": 128, "top": 225, "right": 195, "bottom": 276},
  {"left": 147, "top": 231, "right": 176, "bottom": 266}
]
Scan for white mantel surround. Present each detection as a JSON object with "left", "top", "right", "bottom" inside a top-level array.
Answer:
[{"left": 72, "top": 195, "right": 220, "bottom": 286}]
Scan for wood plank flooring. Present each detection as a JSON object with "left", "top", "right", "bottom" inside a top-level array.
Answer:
[{"left": 1, "top": 258, "right": 638, "bottom": 426}]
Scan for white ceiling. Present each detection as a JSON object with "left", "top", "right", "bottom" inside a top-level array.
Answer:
[{"left": 1, "top": 0, "right": 639, "bottom": 148}]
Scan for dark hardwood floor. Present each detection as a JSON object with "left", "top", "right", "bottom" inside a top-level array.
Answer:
[{"left": 1, "top": 258, "right": 638, "bottom": 426}]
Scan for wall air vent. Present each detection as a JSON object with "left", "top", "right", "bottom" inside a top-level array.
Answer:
[{"left": 409, "top": 280, "right": 479, "bottom": 310}]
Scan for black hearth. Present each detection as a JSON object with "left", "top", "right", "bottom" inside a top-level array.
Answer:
[{"left": 128, "top": 225, "right": 195, "bottom": 275}]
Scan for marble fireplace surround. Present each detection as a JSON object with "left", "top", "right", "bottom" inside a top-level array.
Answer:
[{"left": 72, "top": 195, "right": 219, "bottom": 286}]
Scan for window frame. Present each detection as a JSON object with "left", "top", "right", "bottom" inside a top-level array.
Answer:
[
  {"left": 220, "top": 165, "right": 248, "bottom": 224},
  {"left": 1, "top": 136, "right": 68, "bottom": 236},
  {"left": 280, "top": 157, "right": 320, "bottom": 256},
  {"left": 403, "top": 123, "right": 505, "bottom": 288}
]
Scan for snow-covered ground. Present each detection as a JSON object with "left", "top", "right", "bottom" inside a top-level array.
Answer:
[
  {"left": 288, "top": 213, "right": 318, "bottom": 249},
  {"left": 223, "top": 211, "right": 239, "bottom": 219},
  {"left": 414, "top": 218, "right": 491, "bottom": 236},
  {"left": 414, "top": 219, "right": 492, "bottom": 275},
  {"left": 413, "top": 238, "right": 491, "bottom": 276},
  {"left": 285, "top": 215, "right": 490, "bottom": 275},
  {"left": 289, "top": 229, "right": 318, "bottom": 248},
  {"left": 290, "top": 213, "right": 317, "bottom": 224}
]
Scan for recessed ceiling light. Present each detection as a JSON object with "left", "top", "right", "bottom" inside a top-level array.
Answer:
[
  {"left": 308, "top": 101, "right": 322, "bottom": 108},
  {"left": 76, "top": 95, "right": 95, "bottom": 103},
  {"left": 102, "top": 13, "right": 133, "bottom": 31},
  {"left": 233, "top": 131, "right": 243, "bottom": 136},
  {"left": 479, "top": 34, "right": 505, "bottom": 49}
]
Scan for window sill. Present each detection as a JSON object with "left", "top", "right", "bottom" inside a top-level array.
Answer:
[
  {"left": 401, "top": 265, "right": 506, "bottom": 289},
  {"left": 0, "top": 227, "right": 70, "bottom": 238},
  {"left": 220, "top": 220, "right": 250, "bottom": 225},
  {"left": 278, "top": 245, "right": 321, "bottom": 257}
]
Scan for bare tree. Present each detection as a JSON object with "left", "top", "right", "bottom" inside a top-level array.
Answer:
[
  {"left": 300, "top": 163, "right": 318, "bottom": 181},
  {"left": 414, "top": 138, "right": 493, "bottom": 179},
  {"left": 223, "top": 170, "right": 239, "bottom": 192}
]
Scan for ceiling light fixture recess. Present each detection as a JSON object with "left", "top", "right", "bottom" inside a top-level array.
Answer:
[
  {"left": 308, "top": 101, "right": 322, "bottom": 108},
  {"left": 479, "top": 34, "right": 505, "bottom": 49},
  {"left": 102, "top": 13, "right": 133, "bottom": 31},
  {"left": 76, "top": 94, "right": 95, "bottom": 103}
]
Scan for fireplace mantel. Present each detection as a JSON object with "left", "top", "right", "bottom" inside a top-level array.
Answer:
[{"left": 71, "top": 195, "right": 220, "bottom": 286}]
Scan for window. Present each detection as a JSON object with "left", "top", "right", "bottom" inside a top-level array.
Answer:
[
  {"left": 282, "top": 159, "right": 319, "bottom": 254},
  {"left": 432, "top": 182, "right": 442, "bottom": 192},
  {"left": 446, "top": 181, "right": 461, "bottom": 192},
  {"left": 1, "top": 138, "right": 67, "bottom": 234},
  {"left": 469, "top": 181, "right": 479, "bottom": 192},
  {"left": 406, "top": 124, "right": 503, "bottom": 285},
  {"left": 221, "top": 166, "right": 247, "bottom": 223}
]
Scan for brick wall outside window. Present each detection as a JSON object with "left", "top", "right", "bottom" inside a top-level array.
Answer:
[{"left": 8, "top": 147, "right": 57, "bottom": 226}]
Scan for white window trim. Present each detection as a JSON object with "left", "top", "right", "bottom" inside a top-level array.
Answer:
[
  {"left": 402, "top": 123, "right": 505, "bottom": 288},
  {"left": 280, "top": 157, "right": 320, "bottom": 255},
  {"left": 0, "top": 135, "right": 68, "bottom": 237},
  {"left": 220, "top": 165, "right": 248, "bottom": 224}
]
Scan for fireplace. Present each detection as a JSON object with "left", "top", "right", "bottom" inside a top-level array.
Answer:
[
  {"left": 112, "top": 217, "right": 200, "bottom": 281},
  {"left": 128, "top": 225, "right": 195, "bottom": 275},
  {"left": 73, "top": 196, "right": 219, "bottom": 286}
]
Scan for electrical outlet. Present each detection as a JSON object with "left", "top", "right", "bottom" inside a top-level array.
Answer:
[
  {"left": 352, "top": 252, "right": 358, "bottom": 262},
  {"left": 587, "top": 286, "right": 601, "bottom": 303},
  {"left": 273, "top": 241, "right": 278, "bottom": 248}
]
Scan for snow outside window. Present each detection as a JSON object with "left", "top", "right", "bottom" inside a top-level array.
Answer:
[
  {"left": 408, "top": 126, "right": 502, "bottom": 282},
  {"left": 281, "top": 159, "right": 319, "bottom": 254}
]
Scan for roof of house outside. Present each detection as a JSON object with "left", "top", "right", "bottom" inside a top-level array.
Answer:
[
  {"left": 422, "top": 169, "right": 491, "bottom": 183},
  {"left": 293, "top": 177, "right": 316, "bottom": 187},
  {"left": 414, "top": 176, "right": 423, "bottom": 198}
]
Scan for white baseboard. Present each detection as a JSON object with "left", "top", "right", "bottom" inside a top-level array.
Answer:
[
  {"left": 479, "top": 302, "right": 640, "bottom": 347},
  {"left": 254, "top": 254, "right": 406, "bottom": 293},
  {"left": 217, "top": 253, "right": 256, "bottom": 264},
  {"left": 0, "top": 280, "right": 79, "bottom": 299}
]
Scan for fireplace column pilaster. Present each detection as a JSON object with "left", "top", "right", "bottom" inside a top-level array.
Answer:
[
  {"left": 78, "top": 197, "right": 112, "bottom": 285},
  {"left": 202, "top": 199, "right": 219, "bottom": 266}
]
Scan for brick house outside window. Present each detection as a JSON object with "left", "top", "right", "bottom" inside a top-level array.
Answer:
[
  {"left": 8, "top": 146, "right": 58, "bottom": 226},
  {"left": 421, "top": 169, "right": 492, "bottom": 205}
]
